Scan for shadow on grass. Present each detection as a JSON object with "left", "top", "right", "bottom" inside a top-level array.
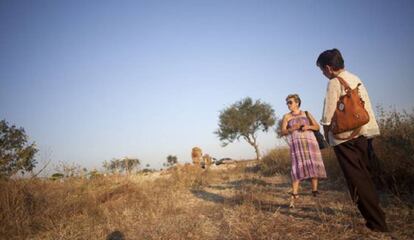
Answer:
[
  {"left": 191, "top": 174, "right": 357, "bottom": 224},
  {"left": 106, "top": 230, "right": 125, "bottom": 240},
  {"left": 190, "top": 188, "right": 348, "bottom": 224},
  {"left": 191, "top": 189, "right": 225, "bottom": 203},
  {"left": 208, "top": 178, "right": 289, "bottom": 190},
  {"left": 207, "top": 179, "right": 262, "bottom": 190},
  {"left": 208, "top": 177, "right": 346, "bottom": 194}
]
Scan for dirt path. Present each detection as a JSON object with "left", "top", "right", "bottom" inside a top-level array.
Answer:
[
  {"left": 179, "top": 172, "right": 412, "bottom": 240},
  {"left": 132, "top": 164, "right": 412, "bottom": 239}
]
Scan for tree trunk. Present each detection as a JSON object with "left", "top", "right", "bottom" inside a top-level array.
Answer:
[
  {"left": 244, "top": 135, "right": 261, "bottom": 161},
  {"left": 253, "top": 143, "right": 261, "bottom": 161}
]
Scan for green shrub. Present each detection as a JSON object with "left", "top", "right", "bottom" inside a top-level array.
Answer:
[{"left": 50, "top": 173, "right": 64, "bottom": 181}]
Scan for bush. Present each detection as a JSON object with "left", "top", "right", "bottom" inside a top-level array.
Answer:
[
  {"left": 259, "top": 148, "right": 291, "bottom": 176},
  {"left": 50, "top": 173, "right": 64, "bottom": 181},
  {"left": 88, "top": 169, "right": 102, "bottom": 179},
  {"left": 374, "top": 108, "right": 414, "bottom": 195}
]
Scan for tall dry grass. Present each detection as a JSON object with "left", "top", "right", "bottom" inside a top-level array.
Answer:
[
  {"left": 0, "top": 164, "right": 244, "bottom": 239},
  {"left": 1, "top": 108, "right": 413, "bottom": 239},
  {"left": 1, "top": 161, "right": 412, "bottom": 239},
  {"left": 374, "top": 108, "right": 414, "bottom": 195},
  {"left": 259, "top": 147, "right": 290, "bottom": 177}
]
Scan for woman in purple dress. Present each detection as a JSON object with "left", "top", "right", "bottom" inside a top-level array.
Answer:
[{"left": 281, "top": 94, "right": 327, "bottom": 207}]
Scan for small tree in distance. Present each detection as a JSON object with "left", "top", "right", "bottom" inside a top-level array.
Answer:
[
  {"left": 164, "top": 155, "right": 178, "bottom": 168},
  {"left": 103, "top": 157, "right": 140, "bottom": 174},
  {"left": 121, "top": 157, "right": 140, "bottom": 174},
  {"left": 215, "top": 97, "right": 276, "bottom": 160}
]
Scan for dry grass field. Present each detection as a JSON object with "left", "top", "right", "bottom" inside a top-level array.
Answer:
[
  {"left": 1, "top": 109, "right": 413, "bottom": 239},
  {"left": 1, "top": 160, "right": 413, "bottom": 240}
]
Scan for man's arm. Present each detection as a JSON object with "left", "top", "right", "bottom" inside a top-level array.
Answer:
[
  {"left": 320, "top": 79, "right": 341, "bottom": 142},
  {"left": 323, "top": 125, "right": 330, "bottom": 142}
]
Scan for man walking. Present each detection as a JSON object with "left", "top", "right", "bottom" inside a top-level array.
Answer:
[{"left": 316, "top": 49, "right": 389, "bottom": 232}]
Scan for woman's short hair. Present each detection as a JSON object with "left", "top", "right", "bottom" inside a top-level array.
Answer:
[
  {"left": 316, "top": 48, "right": 344, "bottom": 71},
  {"left": 286, "top": 94, "right": 301, "bottom": 107}
]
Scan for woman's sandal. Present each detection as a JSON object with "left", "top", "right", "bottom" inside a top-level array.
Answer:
[
  {"left": 312, "top": 190, "right": 320, "bottom": 197},
  {"left": 291, "top": 193, "right": 299, "bottom": 199},
  {"left": 289, "top": 193, "right": 299, "bottom": 208}
]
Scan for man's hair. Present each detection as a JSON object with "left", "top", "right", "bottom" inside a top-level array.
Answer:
[
  {"left": 316, "top": 48, "right": 345, "bottom": 70},
  {"left": 286, "top": 94, "right": 301, "bottom": 107}
]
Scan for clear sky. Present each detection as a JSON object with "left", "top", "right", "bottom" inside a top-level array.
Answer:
[{"left": 1, "top": 0, "right": 413, "bottom": 171}]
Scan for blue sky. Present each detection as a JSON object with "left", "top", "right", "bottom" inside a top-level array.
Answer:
[{"left": 1, "top": 0, "right": 413, "bottom": 171}]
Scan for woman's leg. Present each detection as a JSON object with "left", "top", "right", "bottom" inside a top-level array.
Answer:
[
  {"left": 292, "top": 180, "right": 300, "bottom": 196},
  {"left": 311, "top": 178, "right": 318, "bottom": 191},
  {"left": 311, "top": 178, "right": 320, "bottom": 196},
  {"left": 290, "top": 179, "right": 300, "bottom": 208}
]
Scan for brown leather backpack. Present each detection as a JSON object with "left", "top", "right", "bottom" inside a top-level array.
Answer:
[{"left": 330, "top": 76, "right": 370, "bottom": 140}]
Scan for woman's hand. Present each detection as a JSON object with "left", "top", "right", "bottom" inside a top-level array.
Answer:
[
  {"left": 288, "top": 123, "right": 301, "bottom": 133},
  {"left": 300, "top": 125, "right": 312, "bottom": 131}
]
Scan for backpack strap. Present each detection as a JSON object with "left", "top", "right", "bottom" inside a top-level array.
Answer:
[
  {"left": 336, "top": 76, "right": 351, "bottom": 92},
  {"left": 337, "top": 76, "right": 363, "bottom": 94},
  {"left": 304, "top": 111, "right": 313, "bottom": 125}
]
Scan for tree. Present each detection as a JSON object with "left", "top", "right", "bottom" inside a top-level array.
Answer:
[
  {"left": 54, "top": 161, "right": 83, "bottom": 178},
  {"left": 0, "top": 120, "right": 38, "bottom": 178},
  {"left": 164, "top": 155, "right": 178, "bottom": 168},
  {"left": 103, "top": 160, "right": 111, "bottom": 173},
  {"left": 121, "top": 157, "right": 140, "bottom": 174},
  {"left": 104, "top": 157, "right": 140, "bottom": 174},
  {"left": 111, "top": 158, "right": 121, "bottom": 173},
  {"left": 215, "top": 97, "right": 276, "bottom": 160}
]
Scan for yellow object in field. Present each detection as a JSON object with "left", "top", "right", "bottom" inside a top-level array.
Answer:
[
  {"left": 191, "top": 147, "right": 203, "bottom": 165},
  {"left": 203, "top": 154, "right": 212, "bottom": 167}
]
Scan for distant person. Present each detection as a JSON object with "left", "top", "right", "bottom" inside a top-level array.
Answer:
[
  {"left": 316, "top": 49, "right": 388, "bottom": 232},
  {"left": 281, "top": 94, "right": 327, "bottom": 207}
]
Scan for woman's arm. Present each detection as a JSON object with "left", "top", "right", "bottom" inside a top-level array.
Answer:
[{"left": 281, "top": 115, "right": 289, "bottom": 136}]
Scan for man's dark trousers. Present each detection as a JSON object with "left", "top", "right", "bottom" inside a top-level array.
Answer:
[{"left": 333, "top": 136, "right": 389, "bottom": 232}]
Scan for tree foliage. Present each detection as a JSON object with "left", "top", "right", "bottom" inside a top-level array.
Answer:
[
  {"left": 0, "top": 120, "right": 38, "bottom": 178},
  {"left": 55, "top": 161, "right": 85, "bottom": 178},
  {"left": 215, "top": 97, "right": 276, "bottom": 160},
  {"left": 103, "top": 157, "right": 140, "bottom": 174},
  {"left": 164, "top": 155, "right": 178, "bottom": 168}
]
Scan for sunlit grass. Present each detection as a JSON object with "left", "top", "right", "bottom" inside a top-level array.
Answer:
[{"left": 0, "top": 108, "right": 413, "bottom": 239}]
